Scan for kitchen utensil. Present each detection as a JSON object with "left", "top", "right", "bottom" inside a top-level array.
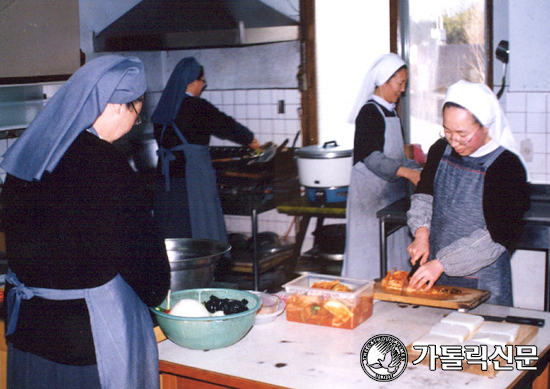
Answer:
[
  {"left": 401, "top": 260, "right": 421, "bottom": 295},
  {"left": 165, "top": 238, "right": 231, "bottom": 291},
  {"left": 295, "top": 140, "right": 353, "bottom": 204},
  {"left": 252, "top": 144, "right": 276, "bottom": 164},
  {"left": 212, "top": 144, "right": 276, "bottom": 165},
  {"left": 495, "top": 40, "right": 509, "bottom": 99},
  {"left": 277, "top": 138, "right": 289, "bottom": 151},
  {"left": 479, "top": 314, "right": 545, "bottom": 327},
  {"left": 151, "top": 288, "right": 261, "bottom": 350}
]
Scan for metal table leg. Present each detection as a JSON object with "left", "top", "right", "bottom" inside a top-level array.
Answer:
[
  {"left": 546, "top": 249, "right": 550, "bottom": 312},
  {"left": 379, "top": 219, "right": 388, "bottom": 279},
  {"left": 251, "top": 208, "right": 259, "bottom": 291},
  {"left": 283, "top": 215, "right": 312, "bottom": 277}
]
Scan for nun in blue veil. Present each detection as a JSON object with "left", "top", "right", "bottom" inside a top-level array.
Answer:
[
  {"left": 151, "top": 57, "right": 259, "bottom": 242},
  {"left": 1, "top": 55, "right": 170, "bottom": 389}
]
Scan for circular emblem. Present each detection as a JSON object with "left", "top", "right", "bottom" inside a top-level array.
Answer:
[{"left": 360, "top": 334, "right": 408, "bottom": 382}]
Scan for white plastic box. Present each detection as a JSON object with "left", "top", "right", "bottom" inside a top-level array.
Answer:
[{"left": 282, "top": 273, "right": 374, "bottom": 329}]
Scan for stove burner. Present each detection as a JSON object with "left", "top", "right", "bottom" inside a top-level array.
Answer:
[{"left": 210, "top": 146, "right": 299, "bottom": 214}]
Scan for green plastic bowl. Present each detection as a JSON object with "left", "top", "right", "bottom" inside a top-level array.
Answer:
[{"left": 151, "top": 288, "right": 261, "bottom": 350}]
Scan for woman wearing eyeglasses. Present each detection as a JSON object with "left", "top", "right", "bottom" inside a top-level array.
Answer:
[
  {"left": 406, "top": 80, "right": 530, "bottom": 306},
  {"left": 1, "top": 55, "right": 170, "bottom": 388},
  {"left": 342, "top": 53, "right": 422, "bottom": 281},
  {"left": 151, "top": 57, "right": 259, "bottom": 242}
]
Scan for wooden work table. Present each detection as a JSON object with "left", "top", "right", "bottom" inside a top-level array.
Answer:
[{"left": 157, "top": 300, "right": 550, "bottom": 389}]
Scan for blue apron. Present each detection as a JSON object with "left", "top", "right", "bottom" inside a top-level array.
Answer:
[
  {"left": 155, "top": 122, "right": 228, "bottom": 243},
  {"left": 6, "top": 269, "right": 159, "bottom": 389},
  {"left": 431, "top": 144, "right": 512, "bottom": 306}
]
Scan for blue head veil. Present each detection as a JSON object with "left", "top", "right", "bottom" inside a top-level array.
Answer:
[
  {"left": 1, "top": 55, "right": 147, "bottom": 181},
  {"left": 150, "top": 57, "right": 202, "bottom": 125}
]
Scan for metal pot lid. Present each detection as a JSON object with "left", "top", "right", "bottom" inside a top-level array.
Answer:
[{"left": 295, "top": 140, "right": 352, "bottom": 159}]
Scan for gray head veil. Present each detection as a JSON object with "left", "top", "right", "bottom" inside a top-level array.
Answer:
[{"left": 1, "top": 55, "right": 146, "bottom": 181}]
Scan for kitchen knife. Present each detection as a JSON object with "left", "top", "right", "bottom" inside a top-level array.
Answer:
[
  {"left": 479, "top": 314, "right": 545, "bottom": 327},
  {"left": 401, "top": 260, "right": 421, "bottom": 294}
]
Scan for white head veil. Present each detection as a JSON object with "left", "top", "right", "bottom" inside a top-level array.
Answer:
[
  {"left": 348, "top": 53, "right": 406, "bottom": 123},
  {"left": 443, "top": 80, "right": 529, "bottom": 179}
]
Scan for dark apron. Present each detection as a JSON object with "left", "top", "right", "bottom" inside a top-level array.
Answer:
[
  {"left": 154, "top": 122, "right": 228, "bottom": 243},
  {"left": 6, "top": 269, "right": 159, "bottom": 388},
  {"left": 431, "top": 144, "right": 512, "bottom": 306}
]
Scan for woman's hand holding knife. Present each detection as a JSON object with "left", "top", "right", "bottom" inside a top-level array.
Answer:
[{"left": 407, "top": 227, "right": 444, "bottom": 291}]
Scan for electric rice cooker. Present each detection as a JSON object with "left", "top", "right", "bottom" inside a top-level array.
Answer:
[{"left": 295, "top": 140, "right": 353, "bottom": 204}]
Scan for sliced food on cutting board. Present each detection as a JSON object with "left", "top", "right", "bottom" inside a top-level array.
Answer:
[
  {"left": 407, "top": 312, "right": 537, "bottom": 377},
  {"left": 374, "top": 270, "right": 491, "bottom": 309},
  {"left": 381, "top": 269, "right": 463, "bottom": 297}
]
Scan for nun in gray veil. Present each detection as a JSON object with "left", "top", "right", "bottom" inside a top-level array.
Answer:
[{"left": 2, "top": 55, "right": 170, "bottom": 389}]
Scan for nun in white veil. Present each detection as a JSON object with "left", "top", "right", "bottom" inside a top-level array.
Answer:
[
  {"left": 342, "top": 53, "right": 421, "bottom": 281},
  {"left": 406, "top": 80, "right": 530, "bottom": 306}
]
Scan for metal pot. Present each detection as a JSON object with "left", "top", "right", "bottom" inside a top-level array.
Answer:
[
  {"left": 165, "top": 238, "right": 231, "bottom": 291},
  {"left": 128, "top": 132, "right": 158, "bottom": 172},
  {"left": 295, "top": 140, "right": 353, "bottom": 203}
]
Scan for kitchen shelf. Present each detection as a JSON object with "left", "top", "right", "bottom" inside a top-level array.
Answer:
[{"left": 0, "top": 84, "right": 45, "bottom": 133}]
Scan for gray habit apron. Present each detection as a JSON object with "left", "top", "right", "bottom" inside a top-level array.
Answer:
[
  {"left": 155, "top": 122, "right": 228, "bottom": 243},
  {"left": 6, "top": 269, "right": 159, "bottom": 389},
  {"left": 342, "top": 103, "right": 412, "bottom": 280},
  {"left": 431, "top": 144, "right": 512, "bottom": 306}
]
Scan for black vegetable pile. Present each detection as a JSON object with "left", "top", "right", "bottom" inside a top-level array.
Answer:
[{"left": 205, "top": 295, "right": 249, "bottom": 315}]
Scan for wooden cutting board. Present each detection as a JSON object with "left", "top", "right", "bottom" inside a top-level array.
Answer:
[
  {"left": 406, "top": 323, "right": 539, "bottom": 377},
  {"left": 373, "top": 280, "right": 491, "bottom": 310}
]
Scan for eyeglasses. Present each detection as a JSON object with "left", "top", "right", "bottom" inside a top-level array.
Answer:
[
  {"left": 440, "top": 125, "right": 482, "bottom": 146},
  {"left": 198, "top": 77, "right": 207, "bottom": 91},
  {"left": 130, "top": 102, "right": 142, "bottom": 126}
]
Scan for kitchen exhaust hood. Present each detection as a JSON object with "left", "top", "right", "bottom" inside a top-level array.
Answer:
[{"left": 93, "top": 0, "right": 300, "bottom": 52}]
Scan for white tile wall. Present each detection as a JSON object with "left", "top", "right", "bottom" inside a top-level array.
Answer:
[
  {"left": 202, "top": 88, "right": 303, "bottom": 150},
  {"left": 506, "top": 91, "right": 550, "bottom": 310},
  {"left": 199, "top": 88, "right": 306, "bottom": 244},
  {"left": 507, "top": 91, "right": 550, "bottom": 183}
]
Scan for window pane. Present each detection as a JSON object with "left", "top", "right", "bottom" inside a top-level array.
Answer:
[{"left": 407, "top": 0, "right": 486, "bottom": 153}]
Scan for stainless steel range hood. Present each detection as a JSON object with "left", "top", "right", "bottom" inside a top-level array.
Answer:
[{"left": 93, "top": 0, "right": 300, "bottom": 52}]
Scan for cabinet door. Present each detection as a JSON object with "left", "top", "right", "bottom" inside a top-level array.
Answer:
[{"left": 0, "top": 0, "right": 80, "bottom": 83}]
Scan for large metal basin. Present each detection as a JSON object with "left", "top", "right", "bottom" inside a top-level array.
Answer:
[{"left": 165, "top": 238, "right": 231, "bottom": 291}]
